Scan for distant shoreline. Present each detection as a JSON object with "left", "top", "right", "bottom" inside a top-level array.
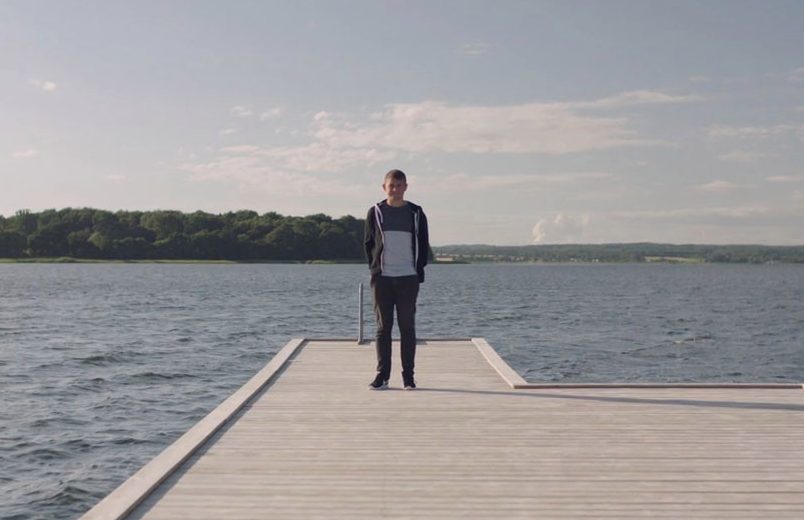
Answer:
[
  {"left": 433, "top": 243, "right": 804, "bottom": 264},
  {"left": 3, "top": 209, "right": 801, "bottom": 264},
  {"left": 0, "top": 258, "right": 361, "bottom": 265},
  {"left": 1, "top": 257, "right": 801, "bottom": 265}
]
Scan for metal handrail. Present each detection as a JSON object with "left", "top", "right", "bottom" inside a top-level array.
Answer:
[{"left": 357, "top": 283, "right": 364, "bottom": 344}]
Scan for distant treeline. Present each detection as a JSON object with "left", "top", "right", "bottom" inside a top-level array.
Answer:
[
  {"left": 434, "top": 243, "right": 804, "bottom": 264},
  {"left": 0, "top": 208, "right": 365, "bottom": 261},
  {"left": 2, "top": 209, "right": 802, "bottom": 263}
]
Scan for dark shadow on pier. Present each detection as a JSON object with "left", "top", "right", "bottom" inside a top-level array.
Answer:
[{"left": 420, "top": 387, "right": 804, "bottom": 412}]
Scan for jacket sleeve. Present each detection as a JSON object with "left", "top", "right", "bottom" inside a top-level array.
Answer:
[
  {"left": 364, "top": 207, "right": 375, "bottom": 266},
  {"left": 419, "top": 209, "right": 430, "bottom": 267}
]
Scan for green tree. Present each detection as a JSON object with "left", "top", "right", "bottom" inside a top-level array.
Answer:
[
  {"left": 92, "top": 210, "right": 122, "bottom": 238},
  {"left": 113, "top": 237, "right": 153, "bottom": 259},
  {"left": 28, "top": 224, "right": 71, "bottom": 257},
  {"left": 60, "top": 208, "right": 95, "bottom": 230},
  {"left": 186, "top": 211, "right": 224, "bottom": 234},
  {"left": 12, "top": 209, "right": 38, "bottom": 235},
  {"left": 0, "top": 231, "right": 26, "bottom": 257},
  {"left": 264, "top": 222, "right": 297, "bottom": 260},
  {"left": 189, "top": 230, "right": 232, "bottom": 259},
  {"left": 67, "top": 229, "right": 100, "bottom": 257},
  {"left": 318, "top": 222, "right": 345, "bottom": 259},
  {"left": 154, "top": 233, "right": 190, "bottom": 259},
  {"left": 88, "top": 231, "right": 113, "bottom": 257},
  {"left": 141, "top": 211, "right": 185, "bottom": 240},
  {"left": 292, "top": 218, "right": 321, "bottom": 260}
]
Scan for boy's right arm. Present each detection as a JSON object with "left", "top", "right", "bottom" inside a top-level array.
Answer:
[{"left": 364, "top": 207, "right": 375, "bottom": 266}]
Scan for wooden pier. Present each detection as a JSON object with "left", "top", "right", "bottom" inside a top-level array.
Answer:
[{"left": 82, "top": 338, "right": 804, "bottom": 519}]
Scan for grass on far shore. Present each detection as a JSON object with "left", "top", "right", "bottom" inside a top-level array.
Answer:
[
  {"left": 643, "top": 256, "right": 705, "bottom": 264},
  {"left": 1, "top": 256, "right": 711, "bottom": 265}
]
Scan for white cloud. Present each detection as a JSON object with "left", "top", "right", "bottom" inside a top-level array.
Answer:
[
  {"left": 259, "top": 143, "right": 395, "bottom": 173},
  {"left": 220, "top": 145, "right": 261, "bottom": 154},
  {"left": 183, "top": 90, "right": 696, "bottom": 193},
  {"left": 708, "top": 125, "right": 776, "bottom": 138},
  {"left": 595, "top": 204, "right": 804, "bottom": 245},
  {"left": 309, "top": 97, "right": 680, "bottom": 155},
  {"left": 313, "top": 111, "right": 330, "bottom": 121},
  {"left": 29, "top": 79, "right": 57, "bottom": 92},
  {"left": 696, "top": 180, "right": 747, "bottom": 193},
  {"left": 717, "top": 150, "right": 769, "bottom": 163},
  {"left": 231, "top": 106, "right": 253, "bottom": 118},
  {"left": 183, "top": 143, "right": 394, "bottom": 185},
  {"left": 460, "top": 42, "right": 491, "bottom": 55},
  {"left": 767, "top": 175, "right": 801, "bottom": 183},
  {"left": 708, "top": 124, "right": 804, "bottom": 147},
  {"left": 420, "top": 171, "right": 612, "bottom": 192},
  {"left": 573, "top": 90, "right": 702, "bottom": 109},
  {"left": 789, "top": 67, "right": 804, "bottom": 83},
  {"left": 180, "top": 152, "right": 370, "bottom": 206},
  {"left": 259, "top": 107, "right": 283, "bottom": 120},
  {"left": 707, "top": 124, "right": 799, "bottom": 138},
  {"left": 12, "top": 148, "right": 38, "bottom": 159},
  {"left": 532, "top": 213, "right": 590, "bottom": 244},
  {"left": 104, "top": 174, "right": 126, "bottom": 181},
  {"left": 231, "top": 105, "right": 283, "bottom": 120},
  {"left": 609, "top": 206, "right": 772, "bottom": 220}
]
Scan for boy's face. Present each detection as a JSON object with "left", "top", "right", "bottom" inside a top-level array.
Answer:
[{"left": 383, "top": 178, "right": 407, "bottom": 201}]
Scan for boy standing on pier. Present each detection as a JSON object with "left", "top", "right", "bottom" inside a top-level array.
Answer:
[{"left": 364, "top": 169, "right": 430, "bottom": 390}]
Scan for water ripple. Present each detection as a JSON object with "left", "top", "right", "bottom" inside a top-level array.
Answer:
[{"left": 0, "top": 263, "right": 802, "bottom": 519}]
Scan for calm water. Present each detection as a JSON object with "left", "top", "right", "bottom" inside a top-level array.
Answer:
[{"left": 1, "top": 263, "right": 803, "bottom": 519}]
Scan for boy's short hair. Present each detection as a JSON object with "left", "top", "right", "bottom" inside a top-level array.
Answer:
[{"left": 384, "top": 169, "right": 407, "bottom": 184}]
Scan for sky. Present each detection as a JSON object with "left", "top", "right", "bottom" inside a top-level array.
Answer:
[{"left": 2, "top": 0, "right": 803, "bottom": 246}]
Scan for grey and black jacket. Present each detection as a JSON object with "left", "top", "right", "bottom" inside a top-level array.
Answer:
[{"left": 364, "top": 201, "right": 430, "bottom": 283}]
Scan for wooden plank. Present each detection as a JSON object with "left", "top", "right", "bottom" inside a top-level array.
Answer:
[
  {"left": 79, "top": 338, "right": 804, "bottom": 519},
  {"left": 79, "top": 338, "right": 306, "bottom": 520},
  {"left": 471, "top": 337, "right": 527, "bottom": 387}
]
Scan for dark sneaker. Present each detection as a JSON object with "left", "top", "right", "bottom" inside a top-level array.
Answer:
[
  {"left": 403, "top": 377, "right": 416, "bottom": 391},
  {"left": 368, "top": 374, "right": 388, "bottom": 390}
]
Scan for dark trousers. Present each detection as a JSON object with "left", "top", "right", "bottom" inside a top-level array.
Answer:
[{"left": 373, "top": 275, "right": 419, "bottom": 380}]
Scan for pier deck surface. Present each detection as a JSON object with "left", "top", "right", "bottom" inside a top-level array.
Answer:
[{"left": 85, "top": 339, "right": 804, "bottom": 519}]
